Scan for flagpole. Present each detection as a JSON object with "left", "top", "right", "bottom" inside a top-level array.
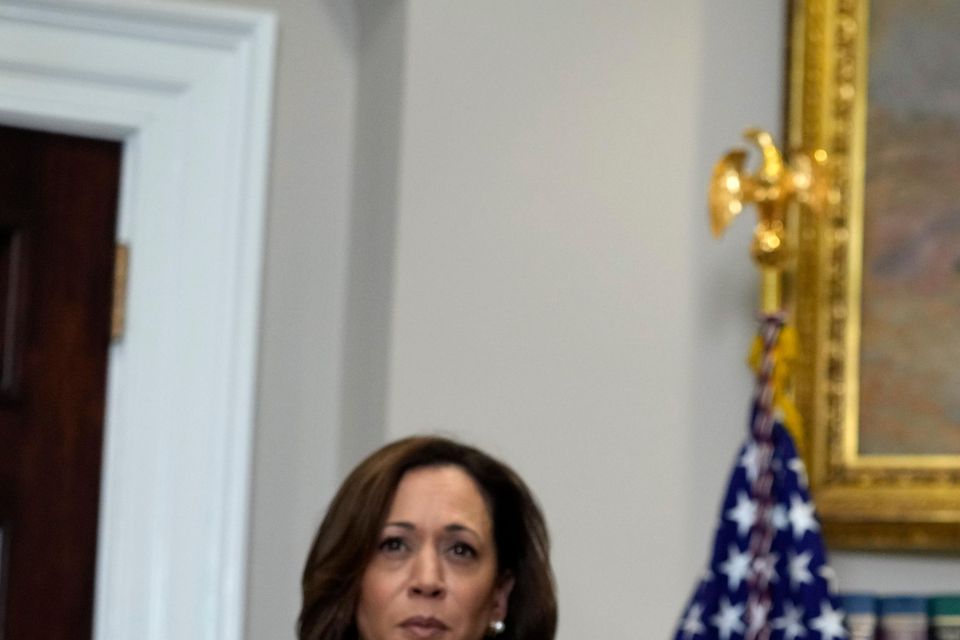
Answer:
[
  {"left": 759, "top": 269, "right": 780, "bottom": 315},
  {"left": 706, "top": 129, "right": 831, "bottom": 640},
  {"left": 675, "top": 129, "right": 842, "bottom": 640},
  {"left": 711, "top": 130, "right": 810, "bottom": 639}
]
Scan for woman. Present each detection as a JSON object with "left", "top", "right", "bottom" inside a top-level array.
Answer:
[{"left": 299, "top": 436, "right": 557, "bottom": 640}]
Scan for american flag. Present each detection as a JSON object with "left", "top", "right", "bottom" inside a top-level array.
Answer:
[{"left": 674, "top": 314, "right": 846, "bottom": 640}]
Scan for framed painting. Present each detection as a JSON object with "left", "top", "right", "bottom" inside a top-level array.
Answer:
[{"left": 786, "top": 0, "right": 960, "bottom": 550}]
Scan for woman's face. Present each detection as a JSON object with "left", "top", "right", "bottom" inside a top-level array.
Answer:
[{"left": 356, "top": 465, "right": 513, "bottom": 640}]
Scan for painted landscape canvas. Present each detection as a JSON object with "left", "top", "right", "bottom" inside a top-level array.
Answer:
[{"left": 859, "top": 0, "right": 960, "bottom": 454}]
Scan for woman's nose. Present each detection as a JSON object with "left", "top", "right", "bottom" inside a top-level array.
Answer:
[{"left": 409, "top": 549, "right": 445, "bottom": 598}]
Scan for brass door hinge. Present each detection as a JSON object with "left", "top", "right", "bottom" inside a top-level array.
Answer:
[{"left": 111, "top": 243, "right": 129, "bottom": 341}]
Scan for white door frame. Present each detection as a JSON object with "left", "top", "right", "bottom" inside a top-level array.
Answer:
[{"left": 0, "top": 1, "right": 276, "bottom": 638}]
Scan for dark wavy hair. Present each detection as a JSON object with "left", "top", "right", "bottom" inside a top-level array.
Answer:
[{"left": 298, "top": 435, "right": 557, "bottom": 640}]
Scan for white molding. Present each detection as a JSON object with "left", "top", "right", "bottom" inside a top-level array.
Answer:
[{"left": 0, "top": 1, "right": 276, "bottom": 638}]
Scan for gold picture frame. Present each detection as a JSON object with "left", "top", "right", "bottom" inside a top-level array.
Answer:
[{"left": 786, "top": 0, "right": 960, "bottom": 551}]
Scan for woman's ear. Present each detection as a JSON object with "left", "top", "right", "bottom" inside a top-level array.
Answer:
[{"left": 491, "top": 573, "right": 515, "bottom": 621}]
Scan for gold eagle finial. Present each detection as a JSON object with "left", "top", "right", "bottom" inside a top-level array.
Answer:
[{"left": 708, "top": 128, "right": 831, "bottom": 310}]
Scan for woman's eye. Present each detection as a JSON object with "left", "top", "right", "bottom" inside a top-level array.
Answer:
[
  {"left": 449, "top": 542, "right": 477, "bottom": 558},
  {"left": 378, "top": 537, "right": 408, "bottom": 553}
]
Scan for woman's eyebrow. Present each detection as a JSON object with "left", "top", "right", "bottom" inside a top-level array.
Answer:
[
  {"left": 383, "top": 522, "right": 481, "bottom": 537},
  {"left": 444, "top": 523, "right": 480, "bottom": 538}
]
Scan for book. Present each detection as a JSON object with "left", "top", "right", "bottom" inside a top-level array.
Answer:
[
  {"left": 929, "top": 596, "right": 960, "bottom": 640},
  {"left": 841, "top": 593, "right": 877, "bottom": 640},
  {"left": 878, "top": 596, "right": 927, "bottom": 640}
]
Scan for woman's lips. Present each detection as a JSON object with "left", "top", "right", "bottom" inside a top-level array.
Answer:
[{"left": 400, "top": 616, "right": 449, "bottom": 638}]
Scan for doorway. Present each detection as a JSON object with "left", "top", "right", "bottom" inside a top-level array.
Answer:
[
  {"left": 0, "top": 125, "right": 120, "bottom": 639},
  {"left": 0, "top": 3, "right": 275, "bottom": 636}
]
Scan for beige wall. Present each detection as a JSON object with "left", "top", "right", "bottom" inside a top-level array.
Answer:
[
  {"left": 239, "top": 3, "right": 357, "bottom": 638},
  {"left": 169, "top": 1, "right": 960, "bottom": 637},
  {"left": 382, "top": 2, "right": 774, "bottom": 636}
]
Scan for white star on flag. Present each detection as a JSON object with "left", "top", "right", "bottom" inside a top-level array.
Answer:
[
  {"left": 680, "top": 603, "right": 705, "bottom": 639},
  {"left": 710, "top": 598, "right": 746, "bottom": 640},
  {"left": 788, "top": 493, "right": 819, "bottom": 540},
  {"left": 725, "top": 491, "right": 757, "bottom": 538},
  {"left": 810, "top": 599, "right": 847, "bottom": 639},
  {"left": 773, "top": 601, "right": 807, "bottom": 640},
  {"left": 819, "top": 565, "right": 840, "bottom": 595},
  {"left": 719, "top": 544, "right": 752, "bottom": 591},
  {"left": 788, "top": 456, "right": 809, "bottom": 489},
  {"left": 771, "top": 503, "right": 789, "bottom": 530},
  {"left": 788, "top": 550, "right": 814, "bottom": 589}
]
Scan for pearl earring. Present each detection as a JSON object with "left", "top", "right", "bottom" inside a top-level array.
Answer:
[{"left": 489, "top": 620, "right": 505, "bottom": 636}]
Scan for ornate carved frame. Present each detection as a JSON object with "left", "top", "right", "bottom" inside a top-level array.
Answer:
[{"left": 787, "top": 0, "right": 960, "bottom": 550}]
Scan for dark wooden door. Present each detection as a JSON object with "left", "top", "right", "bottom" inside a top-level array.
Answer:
[{"left": 0, "top": 125, "right": 121, "bottom": 639}]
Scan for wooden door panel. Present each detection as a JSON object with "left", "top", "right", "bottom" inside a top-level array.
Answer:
[
  {"left": 0, "top": 228, "right": 25, "bottom": 397},
  {"left": 0, "top": 489, "right": 11, "bottom": 636},
  {"left": 0, "top": 125, "right": 120, "bottom": 640}
]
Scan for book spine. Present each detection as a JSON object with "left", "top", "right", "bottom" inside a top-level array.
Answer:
[
  {"left": 930, "top": 614, "right": 960, "bottom": 640},
  {"left": 844, "top": 612, "right": 876, "bottom": 640},
  {"left": 877, "top": 613, "right": 926, "bottom": 640}
]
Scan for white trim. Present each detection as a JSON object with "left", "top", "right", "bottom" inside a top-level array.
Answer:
[{"left": 0, "top": 1, "right": 276, "bottom": 638}]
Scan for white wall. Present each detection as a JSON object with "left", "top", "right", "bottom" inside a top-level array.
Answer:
[
  {"left": 237, "top": 2, "right": 357, "bottom": 638},
  {"left": 167, "top": 1, "right": 960, "bottom": 637},
  {"left": 380, "top": 2, "right": 774, "bottom": 636},
  {"left": 373, "top": 0, "right": 960, "bottom": 637},
  {"left": 340, "top": 0, "right": 407, "bottom": 472}
]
